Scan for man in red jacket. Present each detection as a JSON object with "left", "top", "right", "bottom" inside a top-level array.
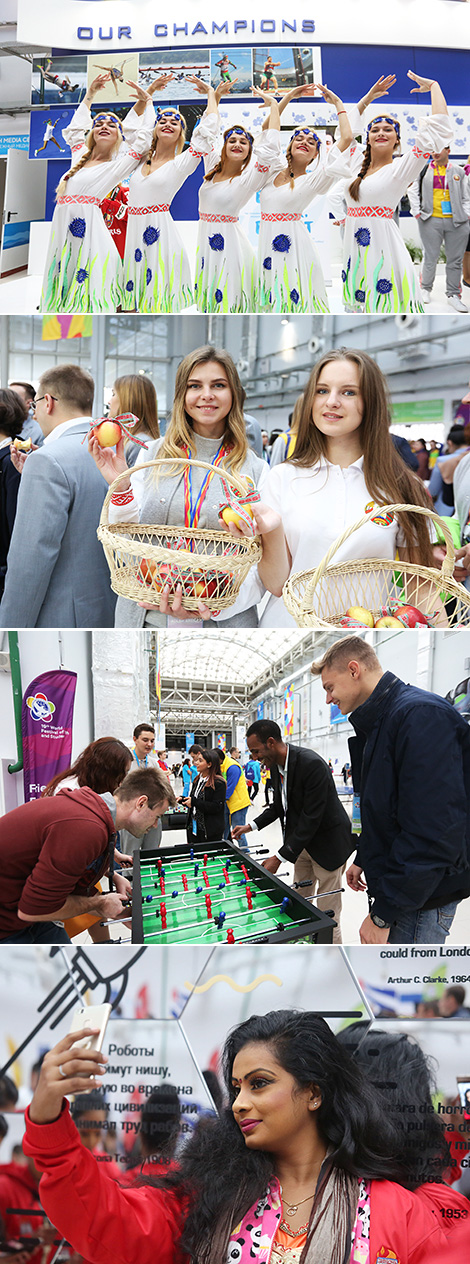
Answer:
[
  {"left": 0, "top": 767, "right": 174, "bottom": 943},
  {"left": 0, "top": 1150, "right": 52, "bottom": 1264}
]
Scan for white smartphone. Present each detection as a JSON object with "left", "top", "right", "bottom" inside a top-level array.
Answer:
[{"left": 68, "top": 1002, "right": 112, "bottom": 1059}]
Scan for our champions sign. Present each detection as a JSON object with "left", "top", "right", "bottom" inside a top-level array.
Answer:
[
  {"left": 17, "top": 0, "right": 470, "bottom": 51},
  {"left": 21, "top": 669, "right": 77, "bottom": 801}
]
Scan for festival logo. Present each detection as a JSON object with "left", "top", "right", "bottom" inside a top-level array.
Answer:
[
  {"left": 25, "top": 691, "right": 56, "bottom": 723},
  {"left": 371, "top": 511, "right": 395, "bottom": 527}
]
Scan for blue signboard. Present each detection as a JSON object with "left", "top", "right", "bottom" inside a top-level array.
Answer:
[
  {"left": 330, "top": 703, "right": 348, "bottom": 725},
  {"left": 0, "top": 136, "right": 29, "bottom": 156}
]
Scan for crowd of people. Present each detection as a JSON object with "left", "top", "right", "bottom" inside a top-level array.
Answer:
[
  {"left": 1, "top": 346, "right": 470, "bottom": 629},
  {"left": 0, "top": 637, "right": 469, "bottom": 948},
  {"left": 34, "top": 68, "right": 470, "bottom": 314}
]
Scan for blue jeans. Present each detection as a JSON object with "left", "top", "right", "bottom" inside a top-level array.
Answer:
[
  {"left": 229, "top": 807, "right": 248, "bottom": 853},
  {"left": 1, "top": 922, "right": 71, "bottom": 944},
  {"left": 387, "top": 901, "right": 458, "bottom": 944}
]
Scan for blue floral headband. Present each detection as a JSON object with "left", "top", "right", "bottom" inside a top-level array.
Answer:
[
  {"left": 156, "top": 108, "right": 184, "bottom": 125},
  {"left": 225, "top": 126, "right": 253, "bottom": 144},
  {"left": 92, "top": 113, "right": 124, "bottom": 137},
  {"left": 367, "top": 115, "right": 400, "bottom": 137},
  {"left": 291, "top": 127, "right": 321, "bottom": 147}
]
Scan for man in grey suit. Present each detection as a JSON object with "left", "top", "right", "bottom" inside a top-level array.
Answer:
[{"left": 0, "top": 364, "right": 116, "bottom": 628}]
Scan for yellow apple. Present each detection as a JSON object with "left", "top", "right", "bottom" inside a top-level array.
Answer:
[
  {"left": 220, "top": 503, "right": 254, "bottom": 530},
  {"left": 346, "top": 606, "right": 374, "bottom": 627},
  {"left": 94, "top": 420, "right": 122, "bottom": 448},
  {"left": 374, "top": 616, "right": 404, "bottom": 628}
]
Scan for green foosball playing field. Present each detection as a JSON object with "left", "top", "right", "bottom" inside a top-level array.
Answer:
[{"left": 131, "top": 839, "right": 335, "bottom": 944}]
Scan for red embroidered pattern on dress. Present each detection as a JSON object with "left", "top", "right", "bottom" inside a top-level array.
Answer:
[
  {"left": 200, "top": 213, "right": 238, "bottom": 222},
  {"left": 256, "top": 162, "right": 269, "bottom": 173},
  {"left": 111, "top": 489, "right": 135, "bottom": 506},
  {"left": 128, "top": 149, "right": 142, "bottom": 160},
  {"left": 347, "top": 206, "right": 394, "bottom": 217},
  {"left": 261, "top": 212, "right": 302, "bottom": 221},
  {"left": 57, "top": 194, "right": 101, "bottom": 205},
  {"left": 70, "top": 144, "right": 84, "bottom": 153},
  {"left": 128, "top": 204, "right": 170, "bottom": 214},
  {"left": 189, "top": 146, "right": 205, "bottom": 157},
  {"left": 412, "top": 144, "right": 431, "bottom": 160}
]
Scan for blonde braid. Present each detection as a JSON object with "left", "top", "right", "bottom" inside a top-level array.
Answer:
[{"left": 348, "top": 143, "right": 372, "bottom": 202}]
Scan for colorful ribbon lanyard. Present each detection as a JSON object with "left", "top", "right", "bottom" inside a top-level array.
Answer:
[{"left": 182, "top": 441, "right": 229, "bottom": 527}]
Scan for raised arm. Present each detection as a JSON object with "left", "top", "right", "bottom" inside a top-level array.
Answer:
[
  {"left": 252, "top": 85, "right": 281, "bottom": 131},
  {"left": 355, "top": 74, "right": 397, "bottom": 116},
  {"left": 408, "top": 70, "right": 448, "bottom": 115},
  {"left": 315, "top": 83, "right": 353, "bottom": 151},
  {"left": 185, "top": 75, "right": 219, "bottom": 116}
]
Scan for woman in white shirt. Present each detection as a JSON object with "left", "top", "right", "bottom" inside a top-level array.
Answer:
[{"left": 260, "top": 348, "right": 443, "bottom": 627}]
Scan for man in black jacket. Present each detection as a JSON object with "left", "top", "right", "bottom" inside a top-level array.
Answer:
[
  {"left": 311, "top": 636, "right": 470, "bottom": 945},
  {"left": 232, "top": 719, "right": 352, "bottom": 942}
]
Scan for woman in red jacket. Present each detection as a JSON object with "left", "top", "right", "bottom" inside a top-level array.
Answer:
[{"left": 24, "top": 1010, "right": 454, "bottom": 1264}]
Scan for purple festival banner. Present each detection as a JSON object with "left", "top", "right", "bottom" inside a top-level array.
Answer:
[{"left": 21, "top": 670, "right": 77, "bottom": 801}]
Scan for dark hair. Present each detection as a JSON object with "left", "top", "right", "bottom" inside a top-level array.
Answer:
[
  {"left": 447, "top": 426, "right": 466, "bottom": 447},
  {"left": 203, "top": 1069, "right": 224, "bottom": 1113},
  {"left": 0, "top": 1075, "right": 19, "bottom": 1110},
  {"left": 444, "top": 985, "right": 466, "bottom": 1005},
  {"left": 115, "top": 766, "right": 176, "bottom": 809},
  {"left": 0, "top": 1115, "right": 7, "bottom": 1142},
  {"left": 9, "top": 381, "right": 35, "bottom": 402},
  {"left": 246, "top": 720, "right": 282, "bottom": 743},
  {"left": 188, "top": 744, "right": 204, "bottom": 756},
  {"left": 140, "top": 1085, "right": 181, "bottom": 1157},
  {"left": 197, "top": 748, "right": 223, "bottom": 788},
  {"left": 39, "top": 364, "right": 94, "bottom": 414},
  {"left": 71, "top": 1089, "right": 108, "bottom": 1126},
  {"left": 0, "top": 387, "right": 29, "bottom": 440},
  {"left": 150, "top": 1010, "right": 408, "bottom": 1262},
  {"left": 336, "top": 1023, "right": 451, "bottom": 1186},
  {"left": 133, "top": 723, "right": 155, "bottom": 740},
  {"left": 43, "top": 737, "right": 132, "bottom": 797}
]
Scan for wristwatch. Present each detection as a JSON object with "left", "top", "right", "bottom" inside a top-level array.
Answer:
[{"left": 370, "top": 911, "right": 392, "bottom": 929}]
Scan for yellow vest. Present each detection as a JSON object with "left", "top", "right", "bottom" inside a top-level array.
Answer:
[{"left": 220, "top": 755, "right": 251, "bottom": 812}]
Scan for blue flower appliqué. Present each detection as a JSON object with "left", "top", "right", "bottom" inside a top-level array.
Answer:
[
  {"left": 290, "top": 289, "right": 300, "bottom": 305},
  {"left": 146, "top": 268, "right": 152, "bottom": 286},
  {"left": 354, "top": 227, "right": 370, "bottom": 247},
  {"left": 143, "top": 225, "right": 160, "bottom": 246},
  {"left": 272, "top": 233, "right": 291, "bottom": 253},
  {"left": 341, "top": 270, "right": 347, "bottom": 283},
  {"left": 126, "top": 280, "right": 134, "bottom": 292},
  {"left": 134, "top": 248, "right": 142, "bottom": 262},
  {"left": 214, "top": 289, "right": 223, "bottom": 303},
  {"left": 263, "top": 257, "right": 272, "bottom": 270},
  {"left": 355, "top": 289, "right": 366, "bottom": 303},
  {"left": 76, "top": 268, "right": 88, "bottom": 283},
  {"left": 376, "top": 278, "right": 393, "bottom": 294},
  {"left": 201, "top": 257, "right": 205, "bottom": 269},
  {"left": 209, "top": 233, "right": 224, "bottom": 251},
  {"left": 69, "top": 217, "right": 86, "bottom": 239}
]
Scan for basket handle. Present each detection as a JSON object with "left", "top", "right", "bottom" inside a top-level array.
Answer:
[
  {"left": 304, "top": 502, "right": 456, "bottom": 605},
  {"left": 99, "top": 457, "right": 256, "bottom": 529}
]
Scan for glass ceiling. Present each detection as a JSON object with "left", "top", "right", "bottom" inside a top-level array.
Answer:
[{"left": 158, "top": 630, "right": 313, "bottom": 686}]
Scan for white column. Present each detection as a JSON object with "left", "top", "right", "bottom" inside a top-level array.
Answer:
[{"left": 92, "top": 630, "right": 151, "bottom": 745}]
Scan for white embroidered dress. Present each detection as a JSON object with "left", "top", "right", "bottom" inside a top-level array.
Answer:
[
  {"left": 257, "top": 141, "right": 353, "bottom": 314},
  {"left": 195, "top": 129, "right": 281, "bottom": 313},
  {"left": 341, "top": 113, "right": 453, "bottom": 314},
  {"left": 122, "top": 114, "right": 219, "bottom": 313},
  {"left": 40, "top": 99, "right": 155, "bottom": 314}
]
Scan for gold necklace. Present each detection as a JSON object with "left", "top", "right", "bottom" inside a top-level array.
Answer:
[{"left": 281, "top": 1189, "right": 316, "bottom": 1216}]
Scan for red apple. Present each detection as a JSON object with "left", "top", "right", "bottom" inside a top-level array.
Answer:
[
  {"left": 390, "top": 604, "right": 429, "bottom": 628},
  {"left": 94, "top": 420, "right": 122, "bottom": 448}
]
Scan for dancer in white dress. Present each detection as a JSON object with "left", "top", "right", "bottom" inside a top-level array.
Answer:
[
  {"left": 195, "top": 89, "right": 281, "bottom": 313},
  {"left": 341, "top": 72, "right": 452, "bottom": 314},
  {"left": 258, "top": 348, "right": 446, "bottom": 628},
  {"left": 122, "top": 76, "right": 222, "bottom": 313},
  {"left": 257, "top": 84, "right": 353, "bottom": 313},
  {"left": 40, "top": 74, "right": 155, "bottom": 314}
]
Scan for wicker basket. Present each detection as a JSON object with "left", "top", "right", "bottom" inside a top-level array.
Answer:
[
  {"left": 282, "top": 502, "right": 470, "bottom": 629},
  {"left": 97, "top": 458, "right": 262, "bottom": 614}
]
